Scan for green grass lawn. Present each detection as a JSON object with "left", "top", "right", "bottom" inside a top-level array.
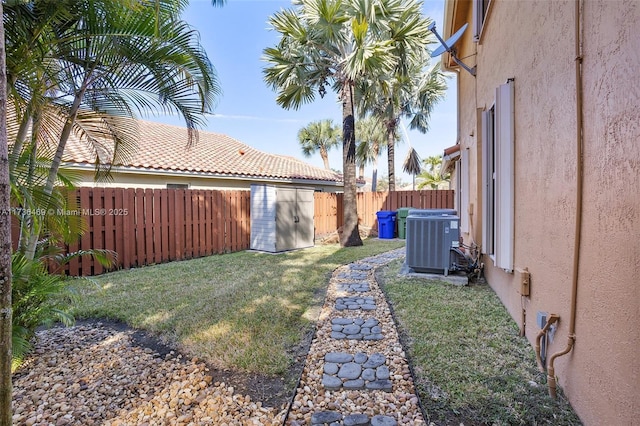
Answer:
[
  {"left": 70, "top": 239, "right": 404, "bottom": 376},
  {"left": 378, "top": 259, "right": 582, "bottom": 425}
]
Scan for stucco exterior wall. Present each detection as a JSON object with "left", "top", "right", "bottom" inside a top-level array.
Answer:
[
  {"left": 69, "top": 168, "right": 342, "bottom": 192},
  {"left": 451, "top": 0, "right": 640, "bottom": 424}
]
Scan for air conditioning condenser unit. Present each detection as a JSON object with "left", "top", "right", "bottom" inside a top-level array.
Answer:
[{"left": 405, "top": 214, "right": 459, "bottom": 275}]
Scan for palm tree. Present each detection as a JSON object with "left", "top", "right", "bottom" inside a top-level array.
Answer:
[
  {"left": 297, "top": 119, "right": 341, "bottom": 170},
  {"left": 355, "top": 117, "right": 388, "bottom": 191},
  {"left": 359, "top": 51, "right": 447, "bottom": 191},
  {"left": 264, "top": 0, "right": 429, "bottom": 246},
  {"left": 0, "top": 3, "right": 13, "bottom": 422},
  {"left": 417, "top": 154, "right": 449, "bottom": 189},
  {"left": 403, "top": 147, "right": 422, "bottom": 190},
  {"left": 5, "top": 0, "right": 221, "bottom": 258}
]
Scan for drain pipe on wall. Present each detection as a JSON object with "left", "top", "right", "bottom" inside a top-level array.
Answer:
[{"left": 547, "top": 0, "right": 584, "bottom": 399}]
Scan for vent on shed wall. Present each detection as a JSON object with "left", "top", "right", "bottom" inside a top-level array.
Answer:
[{"left": 406, "top": 215, "right": 460, "bottom": 275}]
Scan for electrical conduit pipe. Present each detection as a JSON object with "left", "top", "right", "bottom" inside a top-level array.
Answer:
[{"left": 547, "top": 0, "right": 584, "bottom": 399}]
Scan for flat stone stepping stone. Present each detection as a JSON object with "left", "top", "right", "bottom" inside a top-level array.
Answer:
[
  {"left": 322, "top": 352, "right": 392, "bottom": 392},
  {"left": 354, "top": 352, "right": 367, "bottom": 363},
  {"left": 365, "top": 379, "right": 393, "bottom": 391},
  {"left": 336, "top": 282, "right": 370, "bottom": 292},
  {"left": 363, "top": 353, "right": 386, "bottom": 368},
  {"left": 372, "top": 415, "right": 397, "bottom": 426},
  {"left": 376, "top": 365, "right": 390, "bottom": 380},
  {"left": 324, "top": 363, "right": 339, "bottom": 374},
  {"left": 344, "top": 414, "right": 369, "bottom": 425},
  {"left": 325, "top": 352, "right": 353, "bottom": 363},
  {"left": 322, "top": 374, "right": 343, "bottom": 390},
  {"left": 349, "top": 263, "right": 373, "bottom": 270},
  {"left": 335, "top": 296, "right": 376, "bottom": 311},
  {"left": 343, "top": 378, "right": 365, "bottom": 389},
  {"left": 362, "top": 368, "right": 376, "bottom": 381},
  {"left": 310, "top": 412, "right": 396, "bottom": 425},
  {"left": 336, "top": 271, "right": 368, "bottom": 280},
  {"left": 330, "top": 317, "right": 383, "bottom": 340},
  {"left": 365, "top": 257, "right": 393, "bottom": 264},
  {"left": 338, "top": 362, "right": 362, "bottom": 379},
  {"left": 311, "top": 411, "right": 343, "bottom": 424}
]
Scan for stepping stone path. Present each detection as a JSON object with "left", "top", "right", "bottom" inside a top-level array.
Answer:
[
  {"left": 336, "top": 282, "right": 371, "bottom": 292},
  {"left": 336, "top": 271, "right": 369, "bottom": 280},
  {"left": 285, "top": 247, "right": 427, "bottom": 425},
  {"left": 322, "top": 352, "right": 392, "bottom": 391},
  {"left": 311, "top": 412, "right": 398, "bottom": 425},
  {"left": 330, "top": 317, "right": 383, "bottom": 340},
  {"left": 335, "top": 296, "right": 377, "bottom": 311}
]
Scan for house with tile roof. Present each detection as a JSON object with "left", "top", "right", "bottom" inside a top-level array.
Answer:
[{"left": 62, "top": 119, "right": 346, "bottom": 192}]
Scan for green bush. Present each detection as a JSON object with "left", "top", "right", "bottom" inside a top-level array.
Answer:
[{"left": 11, "top": 252, "right": 77, "bottom": 370}]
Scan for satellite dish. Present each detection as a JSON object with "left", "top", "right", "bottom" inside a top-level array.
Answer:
[
  {"left": 429, "top": 23, "right": 476, "bottom": 76},
  {"left": 431, "top": 23, "right": 468, "bottom": 58}
]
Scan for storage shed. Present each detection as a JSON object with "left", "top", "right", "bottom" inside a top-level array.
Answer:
[{"left": 250, "top": 184, "right": 315, "bottom": 253}]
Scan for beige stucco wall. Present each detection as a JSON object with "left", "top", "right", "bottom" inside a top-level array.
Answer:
[
  {"left": 452, "top": 1, "right": 640, "bottom": 424},
  {"left": 68, "top": 167, "right": 343, "bottom": 193}
]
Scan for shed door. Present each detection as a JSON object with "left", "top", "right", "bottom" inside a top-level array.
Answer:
[
  {"left": 296, "top": 189, "right": 315, "bottom": 248},
  {"left": 275, "top": 188, "right": 297, "bottom": 251}
]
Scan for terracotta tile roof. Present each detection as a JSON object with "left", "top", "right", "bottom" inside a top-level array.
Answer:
[{"left": 62, "top": 119, "right": 342, "bottom": 182}]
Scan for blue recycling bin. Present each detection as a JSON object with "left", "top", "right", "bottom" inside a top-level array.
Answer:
[{"left": 376, "top": 210, "right": 397, "bottom": 239}]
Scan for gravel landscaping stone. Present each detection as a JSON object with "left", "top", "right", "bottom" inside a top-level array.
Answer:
[{"left": 11, "top": 323, "right": 286, "bottom": 425}]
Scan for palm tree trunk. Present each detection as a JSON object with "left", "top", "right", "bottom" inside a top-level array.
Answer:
[
  {"left": 320, "top": 147, "right": 330, "bottom": 169},
  {"left": 24, "top": 82, "right": 87, "bottom": 260},
  {"left": 8, "top": 111, "right": 30, "bottom": 172},
  {"left": 386, "top": 124, "right": 396, "bottom": 192},
  {"left": 340, "top": 81, "right": 362, "bottom": 247},
  {"left": 371, "top": 145, "right": 379, "bottom": 192},
  {"left": 0, "top": 5, "right": 15, "bottom": 422}
]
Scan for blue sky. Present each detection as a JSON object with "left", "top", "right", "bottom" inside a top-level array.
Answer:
[{"left": 152, "top": 0, "right": 457, "bottom": 183}]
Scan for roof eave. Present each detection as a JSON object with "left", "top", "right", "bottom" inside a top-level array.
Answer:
[
  {"left": 64, "top": 163, "right": 344, "bottom": 185},
  {"left": 442, "top": 0, "right": 472, "bottom": 73},
  {"left": 440, "top": 144, "right": 461, "bottom": 178}
]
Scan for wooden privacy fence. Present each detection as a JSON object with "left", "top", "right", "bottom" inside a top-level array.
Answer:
[
  {"left": 13, "top": 187, "right": 453, "bottom": 276},
  {"left": 58, "top": 188, "right": 249, "bottom": 276},
  {"left": 314, "top": 190, "right": 455, "bottom": 236}
]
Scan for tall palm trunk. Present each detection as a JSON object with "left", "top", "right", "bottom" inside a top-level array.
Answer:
[
  {"left": 386, "top": 122, "right": 396, "bottom": 192},
  {"left": 340, "top": 81, "right": 362, "bottom": 247},
  {"left": 320, "top": 147, "right": 330, "bottom": 169},
  {"left": 371, "top": 144, "right": 379, "bottom": 192},
  {"left": 8, "top": 111, "right": 31, "bottom": 172},
  {"left": 0, "top": 3, "right": 14, "bottom": 422},
  {"left": 24, "top": 80, "right": 88, "bottom": 260}
]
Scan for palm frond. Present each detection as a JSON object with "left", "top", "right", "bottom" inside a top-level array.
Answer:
[{"left": 402, "top": 147, "right": 422, "bottom": 175}]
